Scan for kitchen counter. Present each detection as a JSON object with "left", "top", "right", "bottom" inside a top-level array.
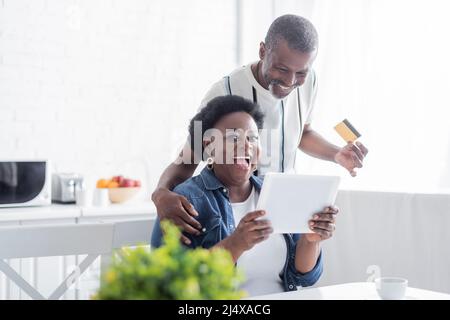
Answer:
[{"left": 0, "top": 200, "right": 157, "bottom": 225}]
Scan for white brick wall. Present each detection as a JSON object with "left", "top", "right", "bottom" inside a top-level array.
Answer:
[{"left": 0, "top": 0, "right": 237, "bottom": 195}]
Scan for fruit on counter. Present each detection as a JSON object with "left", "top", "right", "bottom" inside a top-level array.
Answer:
[
  {"left": 112, "top": 175, "right": 124, "bottom": 185},
  {"left": 107, "top": 181, "right": 120, "bottom": 188},
  {"left": 120, "top": 178, "right": 135, "bottom": 188},
  {"left": 96, "top": 179, "right": 109, "bottom": 188},
  {"left": 96, "top": 176, "right": 141, "bottom": 188}
]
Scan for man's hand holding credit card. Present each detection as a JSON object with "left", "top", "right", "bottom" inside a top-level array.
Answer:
[{"left": 333, "top": 119, "right": 369, "bottom": 177}]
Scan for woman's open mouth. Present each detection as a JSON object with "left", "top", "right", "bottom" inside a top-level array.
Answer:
[{"left": 233, "top": 156, "right": 251, "bottom": 171}]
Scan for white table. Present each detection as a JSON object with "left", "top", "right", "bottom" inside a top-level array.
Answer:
[{"left": 249, "top": 282, "right": 450, "bottom": 300}]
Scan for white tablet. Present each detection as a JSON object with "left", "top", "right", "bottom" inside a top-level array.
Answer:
[{"left": 256, "top": 173, "right": 340, "bottom": 234}]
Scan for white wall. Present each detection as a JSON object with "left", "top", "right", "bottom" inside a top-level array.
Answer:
[{"left": 0, "top": 0, "right": 237, "bottom": 195}]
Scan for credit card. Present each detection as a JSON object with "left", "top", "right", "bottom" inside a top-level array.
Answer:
[{"left": 334, "top": 119, "right": 361, "bottom": 143}]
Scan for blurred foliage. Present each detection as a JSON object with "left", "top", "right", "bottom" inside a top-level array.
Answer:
[{"left": 95, "top": 220, "right": 245, "bottom": 299}]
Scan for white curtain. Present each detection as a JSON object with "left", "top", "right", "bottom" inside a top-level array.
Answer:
[{"left": 242, "top": 0, "right": 450, "bottom": 192}]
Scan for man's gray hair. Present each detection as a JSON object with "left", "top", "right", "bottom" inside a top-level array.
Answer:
[{"left": 265, "top": 14, "right": 318, "bottom": 53}]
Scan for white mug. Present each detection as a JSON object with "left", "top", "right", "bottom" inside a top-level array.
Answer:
[
  {"left": 93, "top": 188, "right": 110, "bottom": 207},
  {"left": 374, "top": 277, "right": 408, "bottom": 300}
]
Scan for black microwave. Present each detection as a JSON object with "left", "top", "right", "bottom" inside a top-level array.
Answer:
[{"left": 0, "top": 160, "right": 51, "bottom": 207}]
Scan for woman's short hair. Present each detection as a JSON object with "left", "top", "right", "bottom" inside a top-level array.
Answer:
[{"left": 188, "top": 95, "right": 265, "bottom": 157}]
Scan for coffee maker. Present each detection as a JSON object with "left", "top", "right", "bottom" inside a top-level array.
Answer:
[{"left": 51, "top": 173, "right": 84, "bottom": 204}]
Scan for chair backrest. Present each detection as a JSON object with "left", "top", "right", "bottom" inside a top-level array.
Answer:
[
  {"left": 0, "top": 223, "right": 115, "bottom": 259},
  {"left": 111, "top": 219, "right": 154, "bottom": 249},
  {"left": 0, "top": 218, "right": 155, "bottom": 260}
]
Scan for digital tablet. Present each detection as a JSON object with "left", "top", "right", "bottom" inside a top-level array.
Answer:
[{"left": 256, "top": 173, "right": 340, "bottom": 233}]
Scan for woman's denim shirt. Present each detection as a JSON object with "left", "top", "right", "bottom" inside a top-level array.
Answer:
[{"left": 151, "top": 168, "right": 323, "bottom": 291}]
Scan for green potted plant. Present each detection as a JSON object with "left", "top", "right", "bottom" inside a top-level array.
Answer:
[{"left": 95, "top": 220, "right": 245, "bottom": 299}]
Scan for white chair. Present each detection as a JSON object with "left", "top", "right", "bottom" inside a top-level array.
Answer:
[{"left": 0, "top": 219, "right": 153, "bottom": 300}]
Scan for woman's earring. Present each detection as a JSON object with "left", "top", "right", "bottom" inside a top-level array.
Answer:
[{"left": 206, "top": 157, "right": 214, "bottom": 170}]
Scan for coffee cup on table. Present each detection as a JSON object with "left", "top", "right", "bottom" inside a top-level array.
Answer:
[{"left": 374, "top": 277, "right": 408, "bottom": 300}]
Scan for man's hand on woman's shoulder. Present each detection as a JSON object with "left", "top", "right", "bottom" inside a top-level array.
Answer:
[{"left": 152, "top": 188, "right": 202, "bottom": 245}]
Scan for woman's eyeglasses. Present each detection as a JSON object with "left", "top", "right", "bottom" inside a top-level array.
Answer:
[{"left": 224, "top": 130, "right": 259, "bottom": 145}]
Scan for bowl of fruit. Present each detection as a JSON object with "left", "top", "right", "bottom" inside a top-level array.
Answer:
[{"left": 96, "top": 175, "right": 141, "bottom": 204}]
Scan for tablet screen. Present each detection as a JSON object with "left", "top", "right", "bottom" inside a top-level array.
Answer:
[{"left": 256, "top": 173, "right": 340, "bottom": 233}]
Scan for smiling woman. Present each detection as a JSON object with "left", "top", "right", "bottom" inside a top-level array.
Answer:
[{"left": 151, "top": 95, "right": 338, "bottom": 297}]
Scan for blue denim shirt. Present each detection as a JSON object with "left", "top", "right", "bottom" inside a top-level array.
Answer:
[{"left": 151, "top": 168, "right": 323, "bottom": 291}]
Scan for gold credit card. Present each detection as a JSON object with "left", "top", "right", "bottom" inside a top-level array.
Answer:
[{"left": 334, "top": 119, "right": 361, "bottom": 143}]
